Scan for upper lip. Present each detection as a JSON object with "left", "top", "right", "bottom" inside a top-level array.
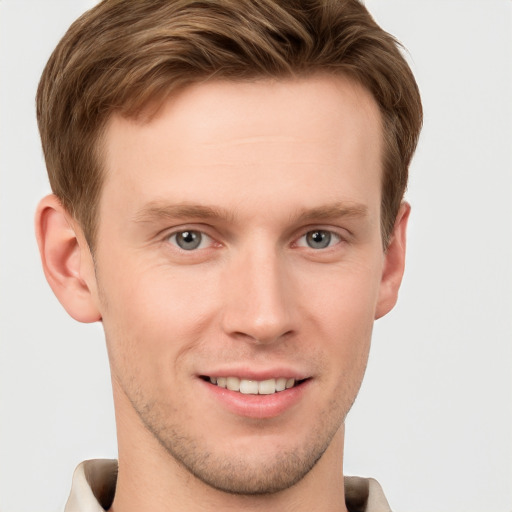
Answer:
[{"left": 197, "top": 366, "right": 310, "bottom": 381}]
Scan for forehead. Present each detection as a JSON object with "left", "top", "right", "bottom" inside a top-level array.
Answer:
[
  {"left": 110, "top": 74, "right": 381, "bottom": 153},
  {"left": 100, "top": 74, "right": 383, "bottom": 224}
]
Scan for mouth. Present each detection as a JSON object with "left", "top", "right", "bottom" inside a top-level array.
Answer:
[{"left": 200, "top": 376, "right": 307, "bottom": 395}]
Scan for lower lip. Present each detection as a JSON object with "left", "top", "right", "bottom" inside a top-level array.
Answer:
[{"left": 200, "top": 378, "right": 310, "bottom": 419}]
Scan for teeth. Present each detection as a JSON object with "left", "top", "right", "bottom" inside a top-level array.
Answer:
[
  {"left": 276, "top": 378, "right": 287, "bottom": 392},
  {"left": 209, "top": 376, "right": 297, "bottom": 395},
  {"left": 226, "top": 377, "right": 240, "bottom": 391},
  {"left": 258, "top": 379, "right": 276, "bottom": 395},
  {"left": 240, "top": 380, "right": 259, "bottom": 394}
]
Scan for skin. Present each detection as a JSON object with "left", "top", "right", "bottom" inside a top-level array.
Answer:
[{"left": 36, "top": 74, "right": 409, "bottom": 512}]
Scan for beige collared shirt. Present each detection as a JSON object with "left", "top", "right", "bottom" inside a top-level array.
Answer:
[{"left": 64, "top": 459, "right": 392, "bottom": 512}]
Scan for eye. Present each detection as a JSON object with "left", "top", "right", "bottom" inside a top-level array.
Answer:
[
  {"left": 167, "top": 230, "right": 211, "bottom": 251},
  {"left": 297, "top": 230, "right": 341, "bottom": 249}
]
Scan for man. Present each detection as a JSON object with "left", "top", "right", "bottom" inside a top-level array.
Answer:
[{"left": 34, "top": 0, "right": 422, "bottom": 510}]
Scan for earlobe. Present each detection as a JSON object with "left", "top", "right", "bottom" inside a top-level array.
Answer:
[
  {"left": 35, "top": 194, "right": 101, "bottom": 323},
  {"left": 375, "top": 202, "right": 410, "bottom": 320}
]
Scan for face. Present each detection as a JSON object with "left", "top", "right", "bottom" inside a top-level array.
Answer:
[{"left": 91, "top": 75, "right": 395, "bottom": 494}]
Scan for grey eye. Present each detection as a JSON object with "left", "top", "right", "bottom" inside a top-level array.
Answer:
[
  {"left": 174, "top": 230, "right": 203, "bottom": 250},
  {"left": 305, "top": 230, "right": 332, "bottom": 249}
]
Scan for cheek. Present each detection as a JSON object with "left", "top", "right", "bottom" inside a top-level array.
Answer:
[
  {"left": 301, "top": 256, "right": 382, "bottom": 328},
  {"left": 97, "top": 263, "right": 220, "bottom": 381},
  {"left": 298, "top": 262, "right": 380, "bottom": 374}
]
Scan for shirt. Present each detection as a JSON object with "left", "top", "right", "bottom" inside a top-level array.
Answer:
[{"left": 64, "top": 459, "right": 392, "bottom": 512}]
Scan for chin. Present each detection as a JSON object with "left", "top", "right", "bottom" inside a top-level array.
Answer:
[
  {"left": 165, "top": 438, "right": 330, "bottom": 495},
  {"left": 138, "top": 404, "right": 344, "bottom": 496}
]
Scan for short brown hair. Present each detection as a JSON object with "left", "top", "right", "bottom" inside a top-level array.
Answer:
[{"left": 37, "top": 0, "right": 422, "bottom": 249}]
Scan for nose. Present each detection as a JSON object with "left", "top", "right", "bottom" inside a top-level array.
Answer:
[{"left": 220, "top": 244, "right": 295, "bottom": 345}]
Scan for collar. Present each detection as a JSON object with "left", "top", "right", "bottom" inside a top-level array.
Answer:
[{"left": 65, "top": 459, "right": 392, "bottom": 512}]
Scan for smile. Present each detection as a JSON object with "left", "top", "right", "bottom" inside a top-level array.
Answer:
[{"left": 206, "top": 376, "right": 301, "bottom": 395}]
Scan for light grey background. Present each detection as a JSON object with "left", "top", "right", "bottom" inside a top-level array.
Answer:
[{"left": 1, "top": 1, "right": 511, "bottom": 511}]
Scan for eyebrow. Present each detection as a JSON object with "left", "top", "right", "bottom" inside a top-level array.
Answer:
[
  {"left": 293, "top": 202, "right": 368, "bottom": 223},
  {"left": 133, "top": 202, "right": 236, "bottom": 224},
  {"left": 133, "top": 200, "right": 368, "bottom": 225}
]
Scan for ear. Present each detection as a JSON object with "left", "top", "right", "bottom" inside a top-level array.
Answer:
[
  {"left": 35, "top": 194, "right": 101, "bottom": 323},
  {"left": 375, "top": 202, "right": 410, "bottom": 319}
]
